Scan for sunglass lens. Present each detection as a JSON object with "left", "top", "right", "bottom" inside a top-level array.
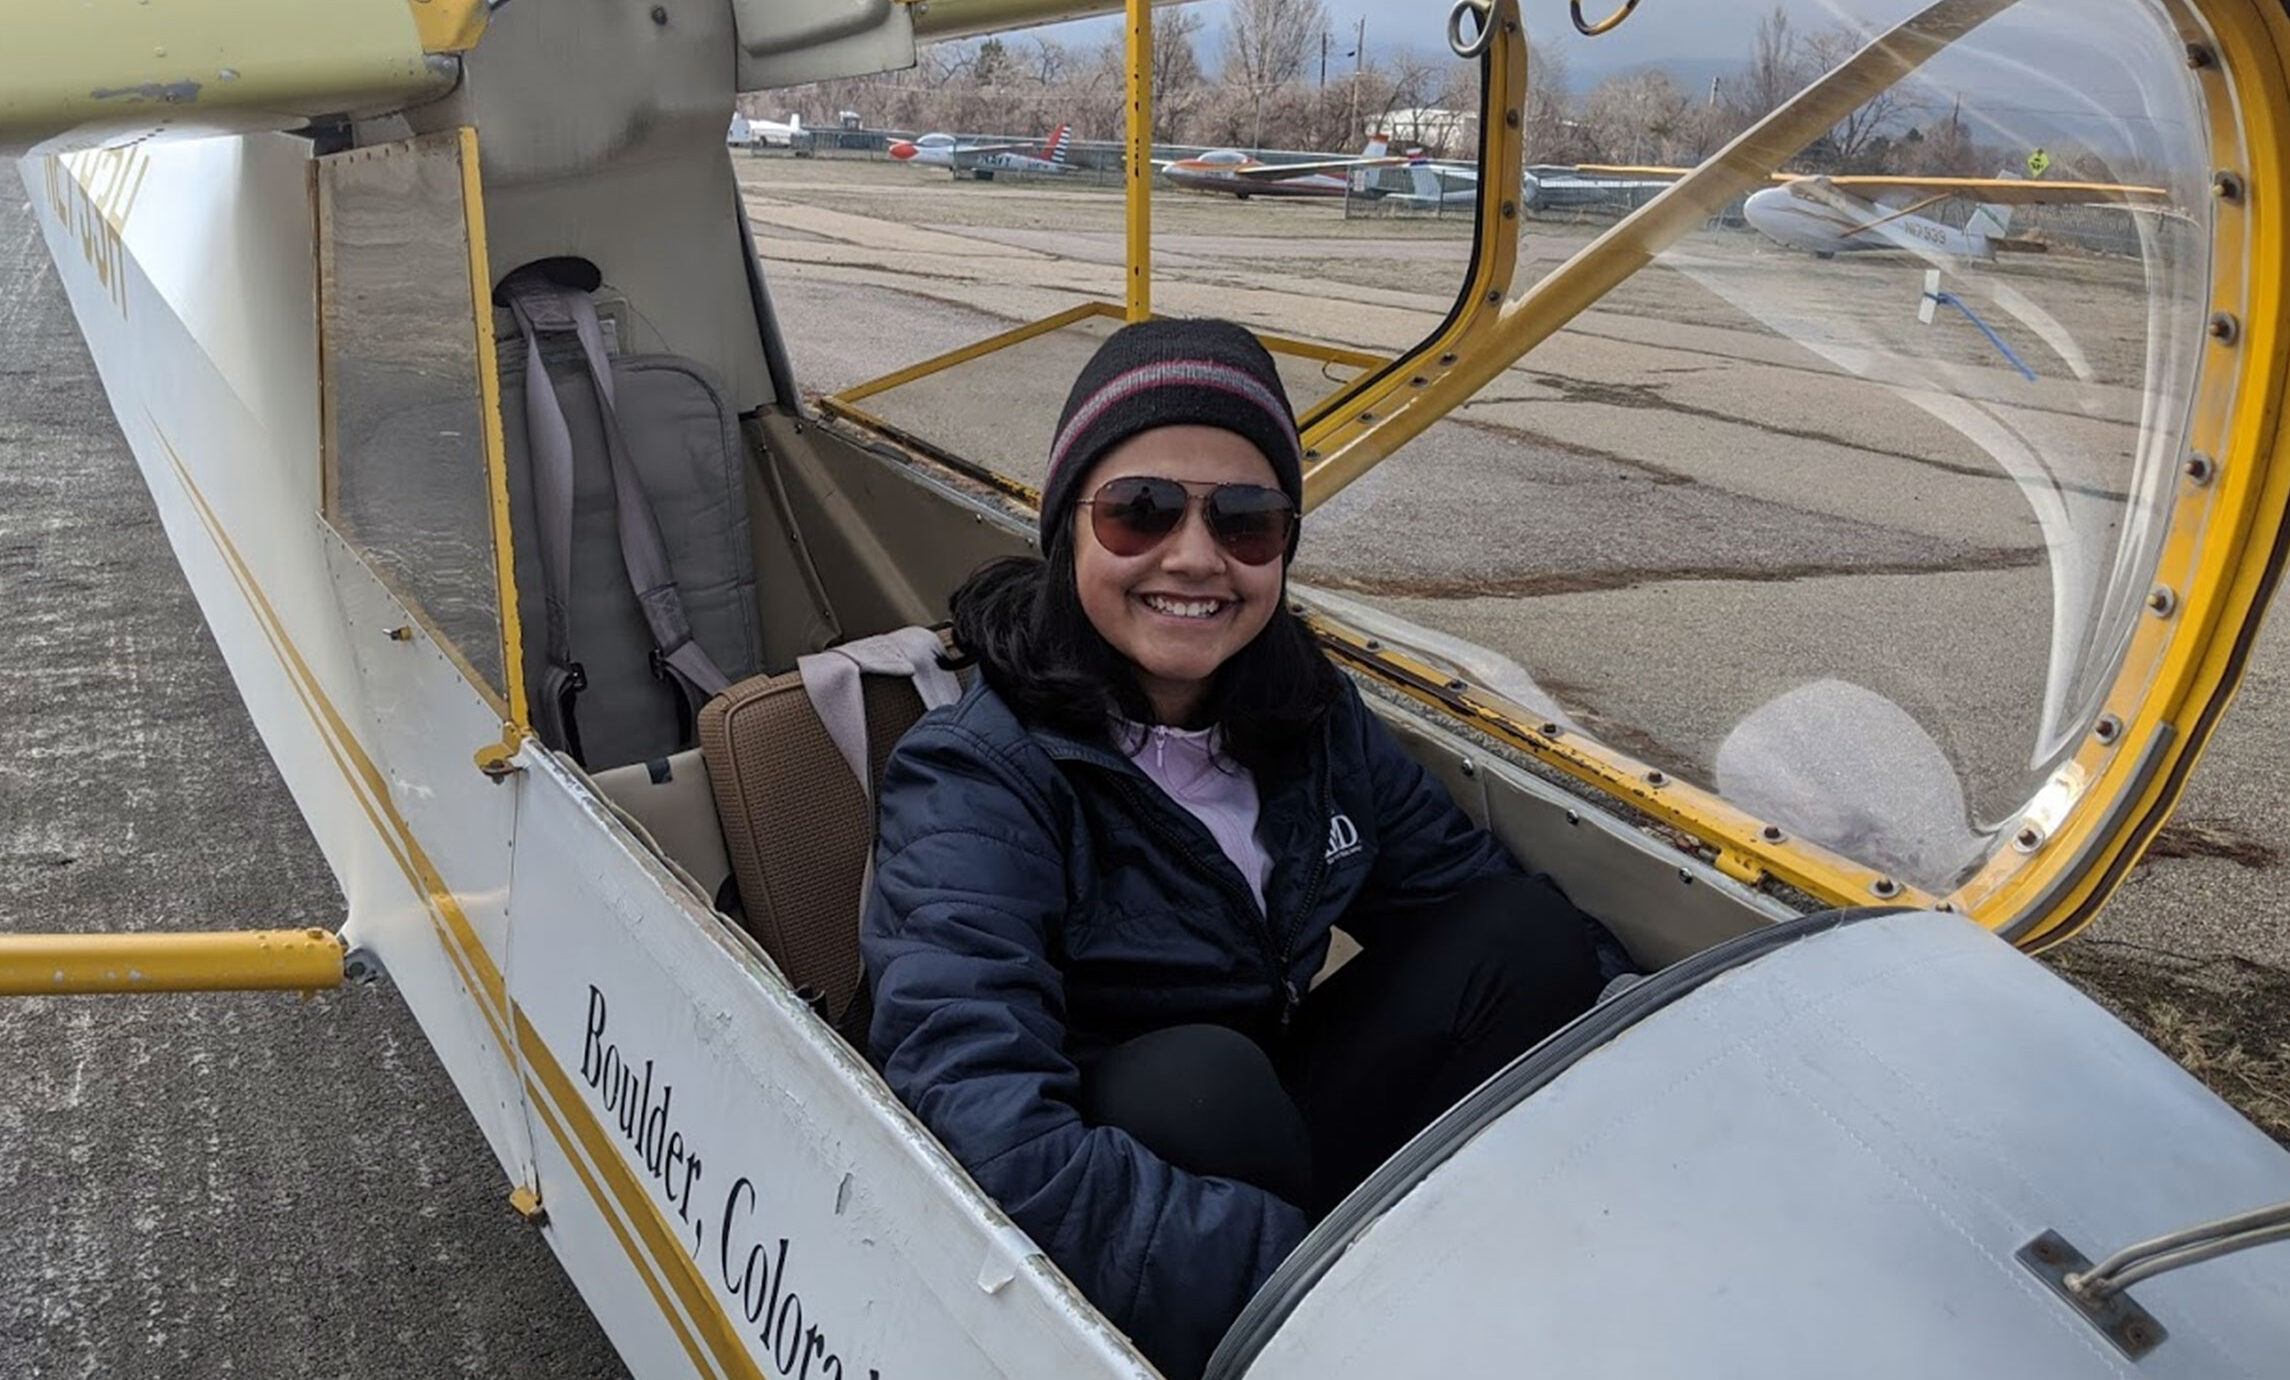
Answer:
[
  {"left": 1206, "top": 485, "right": 1295, "bottom": 565},
  {"left": 1090, "top": 475, "right": 1188, "bottom": 555}
]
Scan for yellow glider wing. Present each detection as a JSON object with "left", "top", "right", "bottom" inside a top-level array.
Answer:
[
  {"left": 1225, "top": 155, "right": 1411, "bottom": 180},
  {"left": 2, "top": 0, "right": 480, "bottom": 155}
]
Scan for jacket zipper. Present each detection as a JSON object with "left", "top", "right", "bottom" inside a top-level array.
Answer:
[
  {"left": 1269, "top": 755, "right": 1335, "bottom": 1029},
  {"left": 1104, "top": 774, "right": 1294, "bottom": 1026}
]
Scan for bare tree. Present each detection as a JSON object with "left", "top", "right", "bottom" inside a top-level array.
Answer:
[
  {"left": 1225, "top": 0, "right": 1329, "bottom": 145},
  {"left": 1583, "top": 70, "right": 1689, "bottom": 165},
  {"left": 1027, "top": 36, "right": 1070, "bottom": 87},
  {"left": 1518, "top": 33, "right": 1587, "bottom": 162},
  {"left": 1153, "top": 7, "right": 1208, "bottom": 141},
  {"left": 1736, "top": 5, "right": 1804, "bottom": 121},
  {"left": 1799, "top": 25, "right": 1902, "bottom": 169},
  {"left": 914, "top": 41, "right": 968, "bottom": 90},
  {"left": 1224, "top": 0, "right": 1329, "bottom": 89}
]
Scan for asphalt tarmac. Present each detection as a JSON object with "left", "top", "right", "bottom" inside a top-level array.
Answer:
[
  {"left": 0, "top": 193, "right": 629, "bottom": 1379},
  {"left": 4, "top": 152, "right": 2287, "bottom": 1377}
]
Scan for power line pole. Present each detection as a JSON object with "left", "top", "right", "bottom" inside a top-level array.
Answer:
[{"left": 1337, "top": 15, "right": 1355, "bottom": 139}]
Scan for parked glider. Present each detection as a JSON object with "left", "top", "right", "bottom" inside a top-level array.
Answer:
[
  {"left": 890, "top": 124, "right": 1073, "bottom": 179},
  {"left": 1157, "top": 135, "right": 1402, "bottom": 199}
]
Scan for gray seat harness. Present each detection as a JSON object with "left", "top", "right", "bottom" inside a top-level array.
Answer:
[{"left": 501, "top": 270, "right": 732, "bottom": 759}]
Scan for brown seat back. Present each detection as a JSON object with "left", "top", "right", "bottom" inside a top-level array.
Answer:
[{"left": 698, "top": 667, "right": 929, "bottom": 1029}]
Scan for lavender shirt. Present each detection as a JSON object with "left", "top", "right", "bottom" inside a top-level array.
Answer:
[{"left": 1118, "top": 721, "right": 1273, "bottom": 914}]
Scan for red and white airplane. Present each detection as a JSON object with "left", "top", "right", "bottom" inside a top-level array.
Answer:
[
  {"left": 1158, "top": 134, "right": 1402, "bottom": 199},
  {"left": 889, "top": 125, "right": 1075, "bottom": 180}
]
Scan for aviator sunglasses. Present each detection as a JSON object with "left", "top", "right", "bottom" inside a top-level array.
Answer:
[{"left": 1079, "top": 475, "right": 1298, "bottom": 567}]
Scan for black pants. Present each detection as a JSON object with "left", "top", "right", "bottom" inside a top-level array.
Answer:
[{"left": 1079, "top": 874, "right": 1606, "bottom": 1218}]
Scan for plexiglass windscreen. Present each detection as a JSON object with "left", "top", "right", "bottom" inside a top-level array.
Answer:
[
  {"left": 318, "top": 134, "right": 512, "bottom": 703},
  {"left": 1295, "top": 0, "right": 2217, "bottom": 894}
]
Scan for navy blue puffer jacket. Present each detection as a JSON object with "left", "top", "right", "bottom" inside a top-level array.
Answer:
[{"left": 862, "top": 675, "right": 1554, "bottom": 1374}]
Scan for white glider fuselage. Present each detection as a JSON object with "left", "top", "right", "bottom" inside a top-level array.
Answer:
[{"left": 1743, "top": 184, "right": 2002, "bottom": 260}]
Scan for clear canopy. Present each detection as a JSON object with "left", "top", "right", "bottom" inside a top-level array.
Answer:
[
  {"left": 801, "top": 0, "right": 2223, "bottom": 900},
  {"left": 1301, "top": 0, "right": 2218, "bottom": 894}
]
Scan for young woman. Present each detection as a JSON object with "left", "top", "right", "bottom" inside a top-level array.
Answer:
[{"left": 862, "top": 318, "right": 1627, "bottom": 1378}]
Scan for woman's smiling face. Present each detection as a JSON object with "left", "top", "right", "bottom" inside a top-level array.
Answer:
[{"left": 1071, "top": 425, "right": 1287, "bottom": 727}]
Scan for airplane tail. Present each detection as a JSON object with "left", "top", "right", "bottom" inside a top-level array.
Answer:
[
  {"left": 1966, "top": 167, "right": 2017, "bottom": 245},
  {"left": 788, "top": 113, "right": 801, "bottom": 134},
  {"left": 1350, "top": 132, "right": 1392, "bottom": 194},
  {"left": 1407, "top": 157, "right": 1443, "bottom": 203},
  {"left": 1967, "top": 201, "right": 2013, "bottom": 241},
  {"left": 1045, "top": 124, "right": 1073, "bottom": 166}
]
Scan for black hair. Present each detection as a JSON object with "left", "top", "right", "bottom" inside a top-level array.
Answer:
[{"left": 947, "top": 527, "right": 1340, "bottom": 775}]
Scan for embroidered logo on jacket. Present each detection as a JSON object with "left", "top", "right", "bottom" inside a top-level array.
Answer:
[{"left": 1324, "top": 813, "right": 1363, "bottom": 864}]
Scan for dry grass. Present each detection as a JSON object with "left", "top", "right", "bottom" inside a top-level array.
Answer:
[{"left": 2044, "top": 941, "right": 2290, "bottom": 1145}]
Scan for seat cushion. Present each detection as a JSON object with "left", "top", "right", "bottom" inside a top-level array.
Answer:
[{"left": 699, "top": 667, "right": 925, "bottom": 1025}]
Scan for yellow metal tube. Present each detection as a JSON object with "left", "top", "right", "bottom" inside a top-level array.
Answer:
[
  {"left": 0, "top": 929, "right": 346, "bottom": 996},
  {"left": 1126, "top": 0, "right": 1153, "bottom": 322}
]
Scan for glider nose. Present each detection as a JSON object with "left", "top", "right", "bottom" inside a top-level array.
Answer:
[
  {"left": 889, "top": 141, "right": 917, "bottom": 161},
  {"left": 1742, "top": 186, "right": 1791, "bottom": 242}
]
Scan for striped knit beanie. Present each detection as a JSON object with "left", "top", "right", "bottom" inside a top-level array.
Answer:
[{"left": 1039, "top": 318, "right": 1304, "bottom": 552}]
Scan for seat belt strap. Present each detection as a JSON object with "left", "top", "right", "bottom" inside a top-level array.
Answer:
[
  {"left": 558, "top": 287, "right": 734, "bottom": 701},
  {"left": 503, "top": 283, "right": 583, "bottom": 754},
  {"left": 504, "top": 272, "right": 735, "bottom": 726}
]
